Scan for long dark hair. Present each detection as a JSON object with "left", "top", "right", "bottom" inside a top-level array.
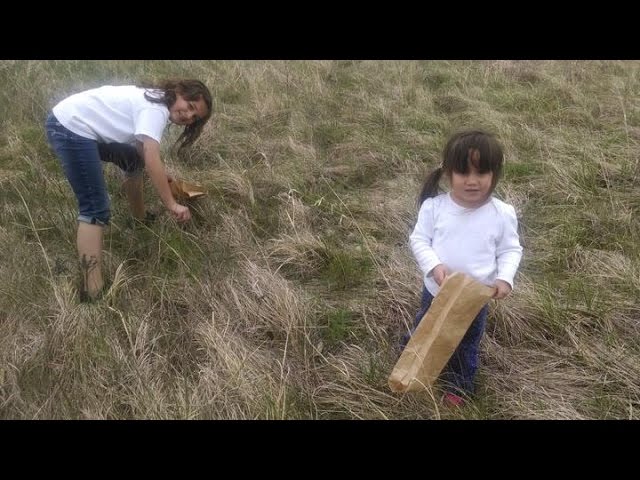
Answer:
[
  {"left": 141, "top": 79, "right": 213, "bottom": 153},
  {"left": 418, "top": 129, "right": 504, "bottom": 207}
]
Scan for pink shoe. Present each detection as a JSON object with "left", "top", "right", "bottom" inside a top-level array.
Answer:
[{"left": 442, "top": 392, "right": 465, "bottom": 408}]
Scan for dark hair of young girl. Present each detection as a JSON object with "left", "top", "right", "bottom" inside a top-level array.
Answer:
[
  {"left": 417, "top": 129, "right": 504, "bottom": 207},
  {"left": 141, "top": 79, "right": 213, "bottom": 153}
]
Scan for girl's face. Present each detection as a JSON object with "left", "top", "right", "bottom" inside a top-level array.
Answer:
[
  {"left": 169, "top": 93, "right": 208, "bottom": 126},
  {"left": 449, "top": 163, "right": 493, "bottom": 208}
]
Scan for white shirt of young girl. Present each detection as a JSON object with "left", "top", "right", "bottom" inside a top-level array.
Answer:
[
  {"left": 52, "top": 85, "right": 169, "bottom": 146},
  {"left": 410, "top": 192, "right": 523, "bottom": 296}
]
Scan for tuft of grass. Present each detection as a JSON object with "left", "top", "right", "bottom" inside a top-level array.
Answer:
[
  {"left": 319, "top": 249, "right": 374, "bottom": 291},
  {"left": 322, "top": 308, "right": 353, "bottom": 347}
]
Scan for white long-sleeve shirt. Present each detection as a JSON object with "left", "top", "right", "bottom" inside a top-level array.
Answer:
[{"left": 409, "top": 193, "right": 523, "bottom": 296}]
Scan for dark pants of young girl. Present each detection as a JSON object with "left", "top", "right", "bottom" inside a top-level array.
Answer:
[
  {"left": 97, "top": 142, "right": 143, "bottom": 175},
  {"left": 401, "top": 287, "right": 488, "bottom": 396}
]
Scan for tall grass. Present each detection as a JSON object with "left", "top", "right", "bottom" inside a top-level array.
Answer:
[{"left": 1, "top": 60, "right": 639, "bottom": 419}]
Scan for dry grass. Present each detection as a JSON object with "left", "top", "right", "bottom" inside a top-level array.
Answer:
[{"left": 1, "top": 60, "right": 639, "bottom": 419}]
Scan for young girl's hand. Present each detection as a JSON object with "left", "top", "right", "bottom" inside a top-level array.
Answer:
[
  {"left": 170, "top": 203, "right": 191, "bottom": 223},
  {"left": 432, "top": 264, "right": 449, "bottom": 286},
  {"left": 493, "top": 279, "right": 512, "bottom": 299}
]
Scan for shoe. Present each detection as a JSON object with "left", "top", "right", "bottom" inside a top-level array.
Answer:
[
  {"left": 80, "top": 289, "right": 104, "bottom": 303},
  {"left": 127, "top": 211, "right": 157, "bottom": 229},
  {"left": 79, "top": 281, "right": 111, "bottom": 303},
  {"left": 442, "top": 392, "right": 465, "bottom": 408}
]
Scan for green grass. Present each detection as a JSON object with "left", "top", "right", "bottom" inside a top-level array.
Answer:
[
  {"left": 322, "top": 308, "right": 353, "bottom": 346},
  {"left": 319, "top": 249, "right": 374, "bottom": 291}
]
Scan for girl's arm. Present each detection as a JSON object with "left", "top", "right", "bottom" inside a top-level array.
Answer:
[
  {"left": 140, "top": 136, "right": 190, "bottom": 222},
  {"left": 495, "top": 204, "right": 523, "bottom": 289},
  {"left": 409, "top": 198, "right": 443, "bottom": 279}
]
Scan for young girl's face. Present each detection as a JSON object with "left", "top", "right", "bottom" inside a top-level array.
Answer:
[
  {"left": 169, "top": 93, "right": 209, "bottom": 126},
  {"left": 449, "top": 163, "right": 493, "bottom": 208}
]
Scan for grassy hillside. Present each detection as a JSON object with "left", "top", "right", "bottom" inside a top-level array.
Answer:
[{"left": 0, "top": 60, "right": 638, "bottom": 419}]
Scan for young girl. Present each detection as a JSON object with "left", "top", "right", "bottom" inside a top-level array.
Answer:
[
  {"left": 405, "top": 129, "right": 523, "bottom": 407},
  {"left": 45, "top": 79, "right": 212, "bottom": 301}
]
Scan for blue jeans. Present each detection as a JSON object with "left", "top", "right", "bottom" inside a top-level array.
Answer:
[
  {"left": 402, "top": 287, "right": 489, "bottom": 396},
  {"left": 45, "top": 113, "right": 143, "bottom": 225}
]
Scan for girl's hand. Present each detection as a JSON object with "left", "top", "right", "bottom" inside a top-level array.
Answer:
[
  {"left": 170, "top": 203, "right": 191, "bottom": 223},
  {"left": 493, "top": 279, "right": 512, "bottom": 299},
  {"left": 432, "top": 264, "right": 449, "bottom": 286}
]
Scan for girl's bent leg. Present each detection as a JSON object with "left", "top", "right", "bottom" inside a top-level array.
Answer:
[{"left": 122, "top": 174, "right": 145, "bottom": 219}]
